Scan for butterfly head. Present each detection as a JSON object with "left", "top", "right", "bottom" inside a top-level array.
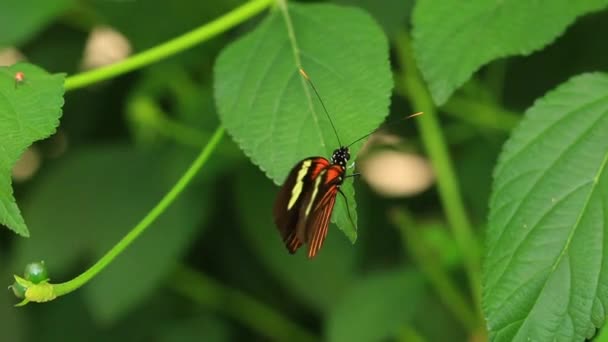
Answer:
[{"left": 331, "top": 146, "right": 350, "bottom": 167}]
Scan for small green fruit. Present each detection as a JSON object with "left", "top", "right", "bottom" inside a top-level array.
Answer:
[{"left": 24, "top": 261, "right": 49, "bottom": 284}]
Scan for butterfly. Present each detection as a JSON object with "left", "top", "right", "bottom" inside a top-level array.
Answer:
[
  {"left": 273, "top": 145, "right": 352, "bottom": 258},
  {"left": 273, "top": 68, "right": 420, "bottom": 258}
]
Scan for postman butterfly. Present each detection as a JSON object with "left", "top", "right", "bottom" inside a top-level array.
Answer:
[{"left": 273, "top": 68, "right": 421, "bottom": 258}]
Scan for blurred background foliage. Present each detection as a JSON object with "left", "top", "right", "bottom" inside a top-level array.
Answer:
[{"left": 1, "top": 0, "right": 608, "bottom": 341}]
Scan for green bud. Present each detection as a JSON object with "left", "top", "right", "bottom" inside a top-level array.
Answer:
[
  {"left": 24, "top": 261, "right": 49, "bottom": 284},
  {"left": 9, "top": 281, "right": 27, "bottom": 299}
]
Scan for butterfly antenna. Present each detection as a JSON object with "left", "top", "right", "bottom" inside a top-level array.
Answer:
[
  {"left": 299, "top": 68, "right": 342, "bottom": 146},
  {"left": 338, "top": 189, "right": 357, "bottom": 231},
  {"left": 346, "top": 111, "right": 423, "bottom": 148}
]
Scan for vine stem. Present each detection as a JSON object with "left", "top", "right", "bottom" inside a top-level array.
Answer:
[
  {"left": 52, "top": 127, "right": 225, "bottom": 296},
  {"left": 394, "top": 31, "right": 483, "bottom": 323},
  {"left": 171, "top": 265, "right": 317, "bottom": 342},
  {"left": 63, "top": 0, "right": 274, "bottom": 91},
  {"left": 390, "top": 209, "right": 478, "bottom": 330}
]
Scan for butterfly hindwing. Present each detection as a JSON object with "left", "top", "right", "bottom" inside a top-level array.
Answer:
[
  {"left": 306, "top": 186, "right": 338, "bottom": 258},
  {"left": 273, "top": 159, "right": 345, "bottom": 257}
]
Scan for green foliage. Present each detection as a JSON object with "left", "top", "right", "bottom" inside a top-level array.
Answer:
[
  {"left": 0, "top": 63, "right": 64, "bottom": 237},
  {"left": 12, "top": 146, "right": 207, "bottom": 322},
  {"left": 412, "top": 0, "right": 608, "bottom": 104},
  {"left": 1, "top": 0, "right": 608, "bottom": 341},
  {"left": 157, "top": 315, "right": 232, "bottom": 342},
  {"left": 90, "top": 0, "right": 240, "bottom": 51},
  {"left": 0, "top": 0, "right": 71, "bottom": 47},
  {"left": 214, "top": 2, "right": 393, "bottom": 242},
  {"left": 483, "top": 73, "right": 608, "bottom": 341},
  {"left": 326, "top": 269, "right": 424, "bottom": 342},
  {"left": 333, "top": 0, "right": 413, "bottom": 37}
]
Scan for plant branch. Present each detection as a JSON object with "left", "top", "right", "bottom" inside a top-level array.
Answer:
[
  {"left": 394, "top": 31, "right": 483, "bottom": 323},
  {"left": 50, "top": 127, "right": 225, "bottom": 297},
  {"left": 390, "top": 209, "right": 478, "bottom": 330},
  {"left": 63, "top": 0, "right": 274, "bottom": 91},
  {"left": 171, "top": 265, "right": 317, "bottom": 342}
]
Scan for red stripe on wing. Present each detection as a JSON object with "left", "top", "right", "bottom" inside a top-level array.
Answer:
[
  {"left": 307, "top": 186, "right": 338, "bottom": 258},
  {"left": 308, "top": 158, "right": 330, "bottom": 179},
  {"left": 323, "top": 165, "right": 344, "bottom": 184}
]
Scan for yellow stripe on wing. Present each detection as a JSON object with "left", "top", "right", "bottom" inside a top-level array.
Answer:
[{"left": 287, "top": 160, "right": 312, "bottom": 210}]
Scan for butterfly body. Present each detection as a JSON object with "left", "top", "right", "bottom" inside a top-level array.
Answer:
[{"left": 273, "top": 147, "right": 350, "bottom": 258}]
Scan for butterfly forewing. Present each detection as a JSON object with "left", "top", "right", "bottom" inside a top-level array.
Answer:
[{"left": 273, "top": 158, "right": 345, "bottom": 257}]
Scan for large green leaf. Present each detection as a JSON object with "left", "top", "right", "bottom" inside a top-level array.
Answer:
[
  {"left": 214, "top": 3, "right": 393, "bottom": 242},
  {"left": 483, "top": 73, "right": 608, "bottom": 341},
  {"left": 0, "top": 0, "right": 72, "bottom": 47},
  {"left": 11, "top": 146, "right": 207, "bottom": 323},
  {"left": 0, "top": 63, "right": 65, "bottom": 236},
  {"left": 326, "top": 269, "right": 424, "bottom": 342},
  {"left": 412, "top": 0, "right": 608, "bottom": 104}
]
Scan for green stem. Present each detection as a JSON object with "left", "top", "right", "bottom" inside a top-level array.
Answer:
[
  {"left": 390, "top": 209, "right": 478, "bottom": 331},
  {"left": 63, "top": 0, "right": 274, "bottom": 91},
  {"left": 485, "top": 59, "right": 507, "bottom": 103},
  {"left": 52, "top": 127, "right": 225, "bottom": 296},
  {"left": 171, "top": 265, "right": 317, "bottom": 342},
  {"left": 394, "top": 31, "right": 483, "bottom": 322}
]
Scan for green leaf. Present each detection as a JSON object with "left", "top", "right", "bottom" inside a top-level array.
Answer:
[
  {"left": 326, "top": 269, "right": 423, "bottom": 342},
  {"left": 0, "top": 0, "right": 72, "bottom": 47},
  {"left": 236, "top": 163, "right": 356, "bottom": 313},
  {"left": 0, "top": 63, "right": 65, "bottom": 236},
  {"left": 597, "top": 325, "right": 608, "bottom": 342},
  {"left": 483, "top": 73, "right": 608, "bottom": 341},
  {"left": 214, "top": 3, "right": 393, "bottom": 242},
  {"left": 412, "top": 0, "right": 608, "bottom": 104}
]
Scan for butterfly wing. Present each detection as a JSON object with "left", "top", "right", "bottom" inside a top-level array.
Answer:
[
  {"left": 273, "top": 157, "right": 330, "bottom": 253},
  {"left": 304, "top": 164, "right": 345, "bottom": 258},
  {"left": 274, "top": 159, "right": 345, "bottom": 257},
  {"left": 306, "top": 186, "right": 338, "bottom": 258}
]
